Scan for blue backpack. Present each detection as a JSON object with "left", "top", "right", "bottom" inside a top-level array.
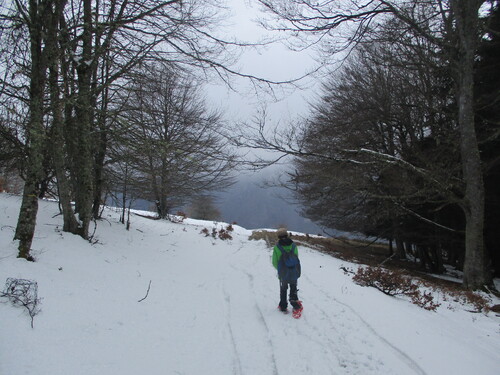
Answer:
[{"left": 277, "top": 243, "right": 301, "bottom": 282}]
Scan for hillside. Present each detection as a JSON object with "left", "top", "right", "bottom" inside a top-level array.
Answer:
[{"left": 0, "top": 193, "right": 499, "bottom": 375}]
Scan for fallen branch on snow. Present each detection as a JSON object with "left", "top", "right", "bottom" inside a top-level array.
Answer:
[{"left": 138, "top": 280, "right": 152, "bottom": 302}]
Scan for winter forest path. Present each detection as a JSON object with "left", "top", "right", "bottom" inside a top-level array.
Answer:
[
  {"left": 182, "top": 234, "right": 428, "bottom": 375},
  {"left": 129, "top": 218, "right": 427, "bottom": 375}
]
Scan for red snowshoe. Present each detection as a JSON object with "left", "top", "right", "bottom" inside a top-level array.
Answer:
[{"left": 292, "top": 301, "right": 303, "bottom": 319}]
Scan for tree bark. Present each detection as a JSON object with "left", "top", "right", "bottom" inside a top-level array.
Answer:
[
  {"left": 46, "top": 0, "right": 80, "bottom": 234},
  {"left": 73, "top": 0, "right": 95, "bottom": 238},
  {"left": 451, "top": 0, "right": 491, "bottom": 289},
  {"left": 91, "top": 99, "right": 109, "bottom": 220},
  {"left": 14, "top": 0, "right": 49, "bottom": 260}
]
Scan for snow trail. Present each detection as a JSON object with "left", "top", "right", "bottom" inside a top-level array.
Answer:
[
  {"left": 1, "top": 195, "right": 499, "bottom": 375},
  {"left": 302, "top": 274, "right": 428, "bottom": 375},
  {"left": 228, "top": 240, "right": 425, "bottom": 375}
]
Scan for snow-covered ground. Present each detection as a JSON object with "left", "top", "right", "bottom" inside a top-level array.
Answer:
[{"left": 1, "top": 193, "right": 499, "bottom": 375}]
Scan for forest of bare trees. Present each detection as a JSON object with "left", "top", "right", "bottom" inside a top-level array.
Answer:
[
  {"left": 0, "top": 0, "right": 238, "bottom": 258},
  {"left": 240, "top": 0, "right": 499, "bottom": 289},
  {"left": 0, "top": 0, "right": 499, "bottom": 290}
]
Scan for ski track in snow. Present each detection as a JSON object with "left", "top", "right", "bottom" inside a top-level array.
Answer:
[
  {"left": 222, "top": 290, "right": 243, "bottom": 375},
  {"left": 227, "top": 242, "right": 427, "bottom": 375},
  {"left": 227, "top": 263, "right": 279, "bottom": 375},
  {"left": 302, "top": 274, "right": 428, "bottom": 375},
  {"left": 232, "top": 267, "right": 343, "bottom": 374}
]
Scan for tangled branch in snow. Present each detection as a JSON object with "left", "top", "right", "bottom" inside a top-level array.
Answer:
[{"left": 1, "top": 278, "right": 41, "bottom": 328}]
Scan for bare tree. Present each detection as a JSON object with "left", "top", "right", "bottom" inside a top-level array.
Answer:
[
  {"left": 7, "top": 0, "right": 51, "bottom": 260},
  {"left": 0, "top": 0, "right": 244, "bottom": 259},
  {"left": 255, "top": 0, "right": 492, "bottom": 289},
  {"left": 292, "top": 35, "right": 464, "bottom": 272},
  {"left": 114, "top": 63, "right": 236, "bottom": 218},
  {"left": 57, "top": 0, "right": 239, "bottom": 238}
]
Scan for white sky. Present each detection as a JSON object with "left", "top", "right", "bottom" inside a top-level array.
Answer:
[{"left": 205, "top": 0, "right": 320, "bottom": 130}]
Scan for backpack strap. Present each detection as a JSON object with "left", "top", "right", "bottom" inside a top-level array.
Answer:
[
  {"left": 277, "top": 243, "right": 284, "bottom": 253},
  {"left": 277, "top": 243, "right": 296, "bottom": 255}
]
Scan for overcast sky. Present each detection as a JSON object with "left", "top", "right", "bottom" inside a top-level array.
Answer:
[
  {"left": 205, "top": 0, "right": 320, "bottom": 131},
  {"left": 203, "top": 1, "right": 325, "bottom": 231}
]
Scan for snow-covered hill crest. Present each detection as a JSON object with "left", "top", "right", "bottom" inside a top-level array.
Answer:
[{"left": 1, "top": 193, "right": 499, "bottom": 375}]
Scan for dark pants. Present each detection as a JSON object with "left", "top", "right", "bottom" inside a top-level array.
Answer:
[{"left": 279, "top": 280, "right": 300, "bottom": 310}]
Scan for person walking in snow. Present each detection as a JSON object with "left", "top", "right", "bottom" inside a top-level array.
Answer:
[{"left": 272, "top": 228, "right": 302, "bottom": 316}]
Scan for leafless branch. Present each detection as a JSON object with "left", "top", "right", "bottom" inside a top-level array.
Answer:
[
  {"left": 1, "top": 278, "right": 41, "bottom": 328},
  {"left": 138, "top": 280, "right": 152, "bottom": 302}
]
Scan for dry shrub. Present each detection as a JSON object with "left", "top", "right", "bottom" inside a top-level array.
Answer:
[
  {"left": 249, "top": 230, "right": 277, "bottom": 247},
  {"left": 443, "top": 290, "right": 491, "bottom": 313},
  {"left": 353, "top": 266, "right": 418, "bottom": 296},
  {"left": 353, "top": 266, "right": 441, "bottom": 311},
  {"left": 200, "top": 227, "right": 232, "bottom": 241},
  {"left": 249, "top": 230, "right": 274, "bottom": 241},
  {"left": 218, "top": 228, "right": 233, "bottom": 240},
  {"left": 411, "top": 291, "right": 441, "bottom": 311},
  {"left": 462, "top": 292, "right": 491, "bottom": 313}
]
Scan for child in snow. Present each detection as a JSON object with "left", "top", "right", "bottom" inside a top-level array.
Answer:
[{"left": 272, "top": 228, "right": 302, "bottom": 313}]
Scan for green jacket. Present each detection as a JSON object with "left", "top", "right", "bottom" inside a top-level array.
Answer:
[{"left": 272, "top": 241, "right": 299, "bottom": 270}]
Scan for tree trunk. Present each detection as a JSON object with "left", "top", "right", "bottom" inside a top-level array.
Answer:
[
  {"left": 14, "top": 0, "right": 49, "bottom": 260},
  {"left": 451, "top": 0, "right": 491, "bottom": 289},
  {"left": 73, "top": 0, "right": 95, "bottom": 239},
  {"left": 92, "top": 133, "right": 106, "bottom": 220},
  {"left": 91, "top": 110, "right": 108, "bottom": 220},
  {"left": 47, "top": 0, "right": 80, "bottom": 234},
  {"left": 120, "top": 163, "right": 129, "bottom": 224},
  {"left": 91, "top": 34, "right": 111, "bottom": 220},
  {"left": 15, "top": 183, "right": 40, "bottom": 261},
  {"left": 430, "top": 245, "right": 445, "bottom": 274},
  {"left": 395, "top": 237, "right": 406, "bottom": 260}
]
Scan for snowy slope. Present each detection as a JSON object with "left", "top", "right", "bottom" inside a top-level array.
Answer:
[{"left": 0, "top": 193, "right": 499, "bottom": 375}]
